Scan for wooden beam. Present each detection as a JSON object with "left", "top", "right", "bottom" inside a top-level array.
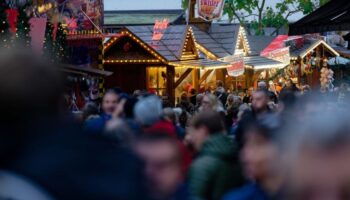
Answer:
[
  {"left": 199, "top": 70, "right": 213, "bottom": 85},
  {"left": 167, "top": 66, "right": 175, "bottom": 106},
  {"left": 192, "top": 69, "right": 200, "bottom": 91},
  {"left": 174, "top": 68, "right": 193, "bottom": 88}
]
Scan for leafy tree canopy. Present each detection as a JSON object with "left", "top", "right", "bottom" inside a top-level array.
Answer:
[{"left": 181, "top": 0, "right": 330, "bottom": 35}]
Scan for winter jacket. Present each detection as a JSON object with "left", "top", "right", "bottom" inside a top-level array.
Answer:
[
  {"left": 188, "top": 134, "right": 245, "bottom": 200},
  {"left": 222, "top": 183, "right": 269, "bottom": 200},
  {"left": 84, "top": 113, "right": 111, "bottom": 133},
  {"left": 222, "top": 182, "right": 284, "bottom": 200}
]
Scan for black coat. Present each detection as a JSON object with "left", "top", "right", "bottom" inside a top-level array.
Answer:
[{"left": 3, "top": 119, "right": 149, "bottom": 200}]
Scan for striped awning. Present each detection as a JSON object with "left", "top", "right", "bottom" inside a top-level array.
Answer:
[
  {"left": 244, "top": 56, "right": 287, "bottom": 70},
  {"left": 169, "top": 59, "right": 231, "bottom": 69}
]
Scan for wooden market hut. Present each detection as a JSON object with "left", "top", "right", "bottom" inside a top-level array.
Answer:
[
  {"left": 288, "top": 38, "right": 340, "bottom": 87},
  {"left": 103, "top": 25, "right": 231, "bottom": 104},
  {"left": 191, "top": 24, "right": 286, "bottom": 91}
]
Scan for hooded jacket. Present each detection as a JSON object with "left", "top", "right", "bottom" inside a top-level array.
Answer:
[{"left": 188, "top": 134, "right": 245, "bottom": 200}]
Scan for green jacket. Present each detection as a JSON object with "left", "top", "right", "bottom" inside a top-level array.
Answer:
[{"left": 188, "top": 134, "right": 245, "bottom": 200}]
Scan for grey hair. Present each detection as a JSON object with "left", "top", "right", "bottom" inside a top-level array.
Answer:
[
  {"left": 278, "top": 105, "right": 350, "bottom": 159},
  {"left": 134, "top": 95, "right": 162, "bottom": 126}
]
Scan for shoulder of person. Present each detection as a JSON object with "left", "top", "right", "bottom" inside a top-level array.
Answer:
[
  {"left": 190, "top": 156, "right": 220, "bottom": 175},
  {"left": 221, "top": 184, "right": 258, "bottom": 200},
  {"left": 0, "top": 170, "right": 53, "bottom": 200}
]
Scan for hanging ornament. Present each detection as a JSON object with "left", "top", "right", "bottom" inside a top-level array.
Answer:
[
  {"left": 5, "top": 9, "right": 18, "bottom": 35},
  {"left": 320, "top": 67, "right": 334, "bottom": 93}
]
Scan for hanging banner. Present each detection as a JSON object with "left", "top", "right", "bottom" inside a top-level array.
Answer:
[
  {"left": 197, "top": 0, "right": 225, "bottom": 21},
  {"left": 29, "top": 17, "right": 47, "bottom": 54},
  {"left": 261, "top": 47, "right": 290, "bottom": 65},
  {"left": 227, "top": 54, "right": 244, "bottom": 77}
]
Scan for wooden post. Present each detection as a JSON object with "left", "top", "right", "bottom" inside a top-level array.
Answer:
[
  {"left": 192, "top": 69, "right": 200, "bottom": 91},
  {"left": 297, "top": 56, "right": 302, "bottom": 86},
  {"left": 216, "top": 69, "right": 225, "bottom": 87},
  {"left": 167, "top": 66, "right": 175, "bottom": 106}
]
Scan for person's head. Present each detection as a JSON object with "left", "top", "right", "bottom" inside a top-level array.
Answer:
[
  {"left": 237, "top": 103, "right": 252, "bottom": 121},
  {"left": 101, "top": 89, "right": 119, "bottom": 116},
  {"left": 190, "top": 88, "right": 196, "bottom": 95},
  {"left": 82, "top": 102, "right": 99, "bottom": 121},
  {"left": 0, "top": 50, "right": 63, "bottom": 123},
  {"left": 0, "top": 50, "right": 63, "bottom": 165},
  {"left": 196, "top": 93, "right": 204, "bottom": 106},
  {"left": 226, "top": 94, "right": 234, "bottom": 105},
  {"left": 134, "top": 134, "right": 183, "bottom": 200},
  {"left": 217, "top": 80, "right": 224, "bottom": 88},
  {"left": 180, "top": 92, "right": 188, "bottom": 102},
  {"left": 241, "top": 114, "right": 282, "bottom": 182},
  {"left": 201, "top": 93, "right": 219, "bottom": 112},
  {"left": 278, "top": 90, "right": 297, "bottom": 114},
  {"left": 281, "top": 107, "right": 350, "bottom": 200},
  {"left": 258, "top": 81, "right": 268, "bottom": 90},
  {"left": 247, "top": 87, "right": 254, "bottom": 96},
  {"left": 187, "top": 111, "right": 225, "bottom": 152},
  {"left": 134, "top": 95, "right": 162, "bottom": 127},
  {"left": 251, "top": 90, "right": 269, "bottom": 113},
  {"left": 163, "top": 108, "right": 177, "bottom": 124},
  {"left": 123, "top": 97, "right": 138, "bottom": 119}
]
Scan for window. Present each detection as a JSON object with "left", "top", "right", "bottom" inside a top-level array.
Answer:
[{"left": 147, "top": 67, "right": 167, "bottom": 96}]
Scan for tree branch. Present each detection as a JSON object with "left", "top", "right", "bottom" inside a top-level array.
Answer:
[{"left": 269, "top": 9, "right": 302, "bottom": 36}]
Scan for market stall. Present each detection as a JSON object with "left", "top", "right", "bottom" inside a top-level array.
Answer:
[
  {"left": 102, "top": 25, "right": 231, "bottom": 104},
  {"left": 192, "top": 24, "right": 287, "bottom": 91}
]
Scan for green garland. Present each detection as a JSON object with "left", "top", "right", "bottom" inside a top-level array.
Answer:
[
  {"left": 0, "top": 2, "right": 10, "bottom": 48},
  {"left": 16, "top": 5, "right": 31, "bottom": 47}
]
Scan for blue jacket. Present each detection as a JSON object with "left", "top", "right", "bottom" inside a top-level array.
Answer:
[
  {"left": 84, "top": 113, "right": 111, "bottom": 133},
  {"left": 222, "top": 183, "right": 269, "bottom": 200}
]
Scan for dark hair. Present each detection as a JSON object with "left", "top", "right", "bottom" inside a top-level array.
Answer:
[
  {"left": 104, "top": 89, "right": 119, "bottom": 98},
  {"left": 111, "top": 87, "right": 123, "bottom": 95},
  {"left": 279, "top": 90, "right": 297, "bottom": 108},
  {"left": 190, "top": 88, "right": 196, "bottom": 95},
  {"left": 124, "top": 97, "right": 138, "bottom": 118},
  {"left": 82, "top": 102, "right": 99, "bottom": 121},
  {"left": 255, "top": 89, "right": 269, "bottom": 97},
  {"left": 191, "top": 111, "right": 226, "bottom": 134},
  {"left": 245, "top": 114, "right": 282, "bottom": 141},
  {"left": 0, "top": 50, "right": 63, "bottom": 123}
]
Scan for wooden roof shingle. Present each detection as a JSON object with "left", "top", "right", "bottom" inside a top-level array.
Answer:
[
  {"left": 246, "top": 36, "right": 275, "bottom": 56},
  {"left": 191, "top": 24, "right": 241, "bottom": 58},
  {"left": 126, "top": 25, "right": 188, "bottom": 61}
]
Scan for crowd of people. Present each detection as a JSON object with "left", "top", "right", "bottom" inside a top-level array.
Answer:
[{"left": 1, "top": 50, "right": 350, "bottom": 200}]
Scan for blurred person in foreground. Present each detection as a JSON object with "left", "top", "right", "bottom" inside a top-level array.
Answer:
[
  {"left": 0, "top": 50, "right": 149, "bottom": 200},
  {"left": 279, "top": 104, "right": 350, "bottom": 200},
  {"left": 187, "top": 111, "right": 245, "bottom": 200},
  {"left": 215, "top": 80, "right": 228, "bottom": 107},
  {"left": 223, "top": 114, "right": 285, "bottom": 200},
  {"left": 134, "top": 133, "right": 188, "bottom": 200},
  {"left": 163, "top": 108, "right": 186, "bottom": 140},
  {"left": 235, "top": 90, "right": 272, "bottom": 148},
  {"left": 84, "top": 89, "right": 120, "bottom": 132},
  {"left": 200, "top": 93, "right": 226, "bottom": 115}
]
